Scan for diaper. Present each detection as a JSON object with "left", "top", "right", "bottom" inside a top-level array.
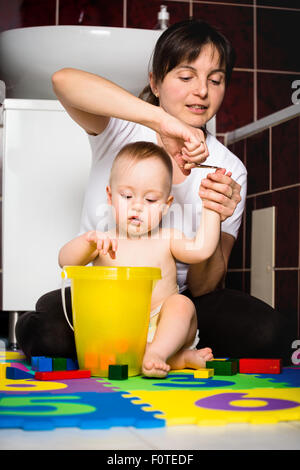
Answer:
[{"left": 147, "top": 304, "right": 200, "bottom": 350}]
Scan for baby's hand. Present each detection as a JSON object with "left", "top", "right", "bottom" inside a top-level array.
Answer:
[{"left": 85, "top": 231, "right": 118, "bottom": 259}]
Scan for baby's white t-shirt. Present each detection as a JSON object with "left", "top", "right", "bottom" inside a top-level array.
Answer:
[{"left": 79, "top": 117, "right": 247, "bottom": 292}]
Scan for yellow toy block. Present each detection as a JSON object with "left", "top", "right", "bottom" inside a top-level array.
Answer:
[{"left": 194, "top": 368, "right": 214, "bottom": 378}]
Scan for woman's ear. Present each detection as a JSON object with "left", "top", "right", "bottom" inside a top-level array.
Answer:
[
  {"left": 106, "top": 186, "right": 112, "bottom": 205},
  {"left": 149, "top": 72, "right": 159, "bottom": 98}
]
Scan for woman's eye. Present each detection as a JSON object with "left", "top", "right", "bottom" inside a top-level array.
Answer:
[
  {"left": 179, "top": 76, "right": 192, "bottom": 82},
  {"left": 209, "top": 77, "right": 222, "bottom": 86}
]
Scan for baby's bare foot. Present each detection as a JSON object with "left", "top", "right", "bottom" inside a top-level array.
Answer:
[
  {"left": 168, "top": 346, "right": 214, "bottom": 370},
  {"left": 183, "top": 347, "right": 214, "bottom": 369},
  {"left": 142, "top": 350, "right": 171, "bottom": 378}
]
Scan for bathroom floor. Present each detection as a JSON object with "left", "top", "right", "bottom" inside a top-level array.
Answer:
[{"left": 1, "top": 421, "right": 300, "bottom": 451}]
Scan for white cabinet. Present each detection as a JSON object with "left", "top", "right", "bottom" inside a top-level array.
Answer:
[{"left": 2, "top": 99, "right": 91, "bottom": 310}]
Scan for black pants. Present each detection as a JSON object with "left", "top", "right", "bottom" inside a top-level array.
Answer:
[{"left": 15, "top": 287, "right": 294, "bottom": 365}]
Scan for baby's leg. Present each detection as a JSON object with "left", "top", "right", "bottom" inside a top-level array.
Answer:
[{"left": 142, "top": 294, "right": 213, "bottom": 378}]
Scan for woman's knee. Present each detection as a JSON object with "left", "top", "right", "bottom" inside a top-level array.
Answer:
[{"left": 36, "top": 288, "right": 71, "bottom": 313}]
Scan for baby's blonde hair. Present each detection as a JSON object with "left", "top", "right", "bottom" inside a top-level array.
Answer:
[{"left": 109, "top": 141, "right": 173, "bottom": 194}]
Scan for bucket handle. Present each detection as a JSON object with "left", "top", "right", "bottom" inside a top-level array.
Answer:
[{"left": 61, "top": 269, "right": 74, "bottom": 331}]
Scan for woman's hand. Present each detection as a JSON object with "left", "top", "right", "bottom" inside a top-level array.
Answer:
[
  {"left": 198, "top": 169, "right": 242, "bottom": 222},
  {"left": 85, "top": 231, "right": 118, "bottom": 259},
  {"left": 157, "top": 112, "right": 209, "bottom": 175}
]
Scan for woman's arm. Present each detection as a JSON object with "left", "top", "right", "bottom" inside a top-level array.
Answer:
[
  {"left": 186, "top": 168, "right": 243, "bottom": 296},
  {"left": 187, "top": 231, "right": 235, "bottom": 296},
  {"left": 52, "top": 68, "right": 208, "bottom": 172}
]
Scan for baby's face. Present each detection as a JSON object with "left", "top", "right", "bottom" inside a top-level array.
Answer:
[{"left": 107, "top": 156, "right": 173, "bottom": 237}]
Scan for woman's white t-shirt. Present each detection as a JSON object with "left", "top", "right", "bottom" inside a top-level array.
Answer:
[{"left": 79, "top": 117, "right": 247, "bottom": 292}]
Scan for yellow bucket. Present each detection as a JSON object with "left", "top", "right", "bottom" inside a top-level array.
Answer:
[{"left": 61, "top": 266, "right": 161, "bottom": 377}]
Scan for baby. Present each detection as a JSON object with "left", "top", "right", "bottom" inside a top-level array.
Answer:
[{"left": 59, "top": 141, "right": 222, "bottom": 378}]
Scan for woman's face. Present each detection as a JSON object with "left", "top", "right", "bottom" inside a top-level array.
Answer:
[{"left": 151, "top": 43, "right": 226, "bottom": 128}]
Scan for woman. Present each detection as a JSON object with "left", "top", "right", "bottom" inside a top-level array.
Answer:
[{"left": 16, "top": 19, "right": 290, "bottom": 363}]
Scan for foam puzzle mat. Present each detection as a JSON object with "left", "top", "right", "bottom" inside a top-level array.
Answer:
[{"left": 1, "top": 350, "right": 300, "bottom": 430}]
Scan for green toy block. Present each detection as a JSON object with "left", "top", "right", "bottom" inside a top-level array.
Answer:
[
  {"left": 52, "top": 357, "right": 68, "bottom": 371},
  {"left": 108, "top": 364, "right": 128, "bottom": 380},
  {"left": 229, "top": 358, "right": 240, "bottom": 372},
  {"left": 206, "top": 359, "right": 238, "bottom": 375}
]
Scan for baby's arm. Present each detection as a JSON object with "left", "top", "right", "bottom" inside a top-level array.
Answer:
[
  {"left": 58, "top": 231, "right": 117, "bottom": 267},
  {"left": 170, "top": 170, "right": 223, "bottom": 264},
  {"left": 170, "top": 208, "right": 220, "bottom": 264}
]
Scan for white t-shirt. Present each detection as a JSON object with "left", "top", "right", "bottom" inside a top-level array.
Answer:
[{"left": 79, "top": 117, "right": 247, "bottom": 292}]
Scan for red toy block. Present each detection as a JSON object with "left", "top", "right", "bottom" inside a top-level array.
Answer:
[
  {"left": 239, "top": 358, "right": 282, "bottom": 374},
  {"left": 35, "top": 369, "right": 91, "bottom": 381}
]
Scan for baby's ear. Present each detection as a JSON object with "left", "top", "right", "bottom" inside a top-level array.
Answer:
[
  {"left": 106, "top": 186, "right": 112, "bottom": 205},
  {"left": 162, "top": 195, "right": 174, "bottom": 215}
]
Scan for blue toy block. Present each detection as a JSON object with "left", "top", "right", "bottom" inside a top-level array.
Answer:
[
  {"left": 31, "top": 356, "right": 39, "bottom": 371},
  {"left": 31, "top": 356, "right": 53, "bottom": 372},
  {"left": 6, "top": 367, "right": 34, "bottom": 380},
  {"left": 39, "top": 357, "right": 53, "bottom": 372},
  {"left": 66, "top": 358, "right": 79, "bottom": 370}
]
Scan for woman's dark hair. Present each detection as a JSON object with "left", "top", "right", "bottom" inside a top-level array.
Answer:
[{"left": 139, "top": 18, "right": 236, "bottom": 105}]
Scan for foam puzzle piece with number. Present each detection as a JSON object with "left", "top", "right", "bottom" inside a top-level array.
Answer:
[
  {"left": 0, "top": 376, "right": 119, "bottom": 395},
  {"left": 97, "top": 369, "right": 290, "bottom": 392},
  {"left": 0, "top": 392, "right": 165, "bottom": 430},
  {"left": 127, "top": 388, "right": 300, "bottom": 425}
]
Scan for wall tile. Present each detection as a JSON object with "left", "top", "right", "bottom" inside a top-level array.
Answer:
[
  {"left": 127, "top": 0, "right": 189, "bottom": 30},
  {"left": 59, "top": 0, "right": 123, "bottom": 27},
  {"left": 257, "top": 8, "right": 300, "bottom": 72},
  {"left": 271, "top": 117, "right": 300, "bottom": 190},
  {"left": 225, "top": 271, "right": 244, "bottom": 291},
  {"left": 217, "top": 71, "right": 254, "bottom": 133},
  {"left": 257, "top": 72, "right": 297, "bottom": 120},
  {"left": 18, "top": 0, "right": 56, "bottom": 28},
  {"left": 275, "top": 270, "right": 298, "bottom": 339},
  {"left": 228, "top": 216, "right": 244, "bottom": 270},
  {"left": 255, "top": 187, "right": 299, "bottom": 268},
  {"left": 0, "top": 0, "right": 57, "bottom": 30},
  {"left": 257, "top": 0, "right": 300, "bottom": 8},
  {"left": 193, "top": 3, "right": 253, "bottom": 69},
  {"left": 244, "top": 270, "right": 250, "bottom": 294},
  {"left": 0, "top": 0, "right": 23, "bottom": 32},
  {"left": 245, "top": 196, "right": 256, "bottom": 269},
  {"left": 245, "top": 129, "right": 270, "bottom": 195},
  {"left": 195, "top": 0, "right": 253, "bottom": 4},
  {"left": 228, "top": 139, "right": 246, "bottom": 166}
]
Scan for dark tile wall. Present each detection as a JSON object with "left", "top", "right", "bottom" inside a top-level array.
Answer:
[
  {"left": 0, "top": 1, "right": 299, "bottom": 347},
  {"left": 227, "top": 116, "right": 300, "bottom": 345},
  {"left": 1, "top": 0, "right": 299, "bottom": 130}
]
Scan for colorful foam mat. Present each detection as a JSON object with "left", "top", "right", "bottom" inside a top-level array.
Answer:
[{"left": 0, "top": 351, "right": 300, "bottom": 430}]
